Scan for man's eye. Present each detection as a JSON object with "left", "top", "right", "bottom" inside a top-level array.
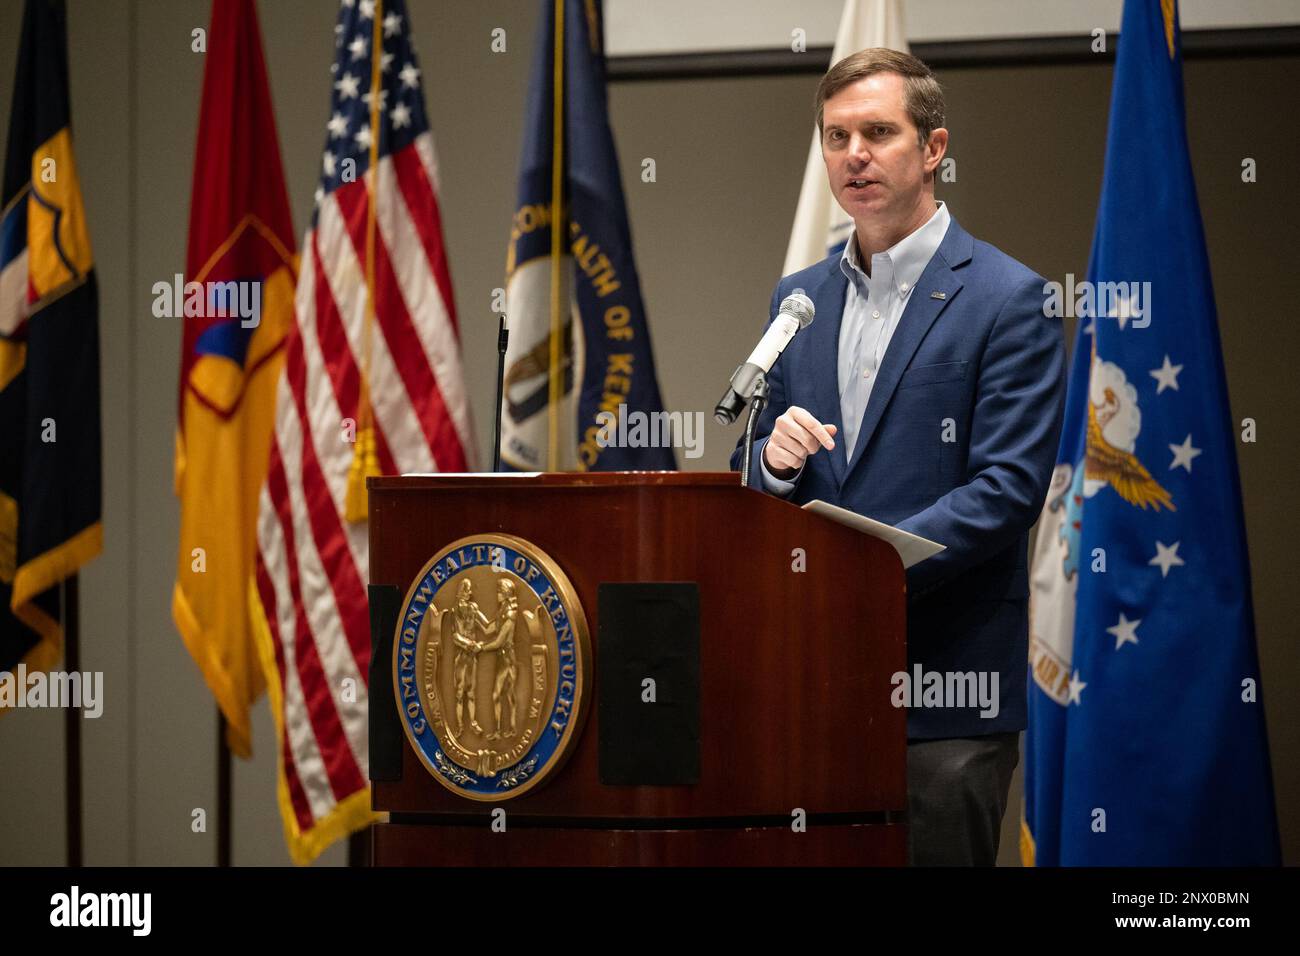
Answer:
[{"left": 873, "top": 126, "right": 890, "bottom": 136}]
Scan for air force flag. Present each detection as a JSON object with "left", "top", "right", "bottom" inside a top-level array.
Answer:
[{"left": 1022, "top": 0, "right": 1280, "bottom": 866}]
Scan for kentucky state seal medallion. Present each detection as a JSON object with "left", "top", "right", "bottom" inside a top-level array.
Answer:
[{"left": 393, "top": 534, "right": 590, "bottom": 800}]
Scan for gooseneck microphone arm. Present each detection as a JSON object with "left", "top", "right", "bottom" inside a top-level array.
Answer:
[{"left": 739, "top": 373, "right": 770, "bottom": 488}]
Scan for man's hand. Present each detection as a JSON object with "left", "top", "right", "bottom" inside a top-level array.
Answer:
[{"left": 762, "top": 406, "right": 837, "bottom": 480}]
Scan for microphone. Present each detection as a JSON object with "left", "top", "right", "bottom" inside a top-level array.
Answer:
[{"left": 714, "top": 290, "right": 815, "bottom": 425}]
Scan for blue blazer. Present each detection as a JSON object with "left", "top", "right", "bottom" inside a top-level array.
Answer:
[{"left": 731, "top": 217, "right": 1066, "bottom": 739}]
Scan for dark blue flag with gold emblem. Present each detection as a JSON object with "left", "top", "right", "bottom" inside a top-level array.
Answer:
[
  {"left": 0, "top": 0, "right": 102, "bottom": 688},
  {"left": 1022, "top": 0, "right": 1279, "bottom": 864},
  {"left": 501, "top": 0, "right": 675, "bottom": 471}
]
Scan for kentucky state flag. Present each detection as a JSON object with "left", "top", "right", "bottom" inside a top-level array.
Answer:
[
  {"left": 501, "top": 0, "right": 674, "bottom": 471},
  {"left": 1022, "top": 0, "right": 1279, "bottom": 865},
  {"left": 0, "top": 0, "right": 102, "bottom": 686}
]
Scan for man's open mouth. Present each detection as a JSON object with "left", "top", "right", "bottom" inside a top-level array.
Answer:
[{"left": 846, "top": 179, "right": 877, "bottom": 190}]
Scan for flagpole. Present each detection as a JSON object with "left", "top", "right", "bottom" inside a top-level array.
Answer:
[
  {"left": 547, "top": 0, "right": 566, "bottom": 472},
  {"left": 361, "top": 0, "right": 383, "bottom": 467},
  {"left": 63, "top": 575, "right": 83, "bottom": 867},
  {"left": 343, "top": 0, "right": 386, "bottom": 522},
  {"left": 348, "top": 826, "right": 372, "bottom": 866},
  {"left": 217, "top": 711, "right": 231, "bottom": 866}
]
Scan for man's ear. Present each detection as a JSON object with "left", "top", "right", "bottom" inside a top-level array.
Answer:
[{"left": 923, "top": 127, "right": 949, "bottom": 175}]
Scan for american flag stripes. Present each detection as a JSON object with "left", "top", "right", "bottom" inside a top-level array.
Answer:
[{"left": 251, "top": 0, "right": 476, "bottom": 864}]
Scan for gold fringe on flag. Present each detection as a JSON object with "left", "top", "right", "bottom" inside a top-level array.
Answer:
[{"left": 343, "top": 414, "right": 380, "bottom": 522}]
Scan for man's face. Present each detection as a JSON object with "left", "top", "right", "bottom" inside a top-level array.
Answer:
[{"left": 821, "top": 72, "right": 942, "bottom": 228}]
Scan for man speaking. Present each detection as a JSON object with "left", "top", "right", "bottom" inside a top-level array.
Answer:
[{"left": 731, "top": 49, "right": 1066, "bottom": 865}]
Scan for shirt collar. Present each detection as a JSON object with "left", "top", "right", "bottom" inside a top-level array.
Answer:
[{"left": 840, "top": 201, "right": 951, "bottom": 299}]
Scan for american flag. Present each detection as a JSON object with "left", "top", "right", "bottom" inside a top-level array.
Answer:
[{"left": 252, "top": 0, "right": 476, "bottom": 864}]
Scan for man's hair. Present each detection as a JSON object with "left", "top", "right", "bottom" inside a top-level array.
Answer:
[{"left": 814, "top": 48, "right": 945, "bottom": 146}]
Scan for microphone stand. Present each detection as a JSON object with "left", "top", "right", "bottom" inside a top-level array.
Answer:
[
  {"left": 492, "top": 315, "right": 508, "bottom": 472},
  {"left": 739, "top": 372, "right": 769, "bottom": 488}
]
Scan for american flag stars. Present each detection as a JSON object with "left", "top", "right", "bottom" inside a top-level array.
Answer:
[
  {"left": 259, "top": 0, "right": 475, "bottom": 860},
  {"left": 316, "top": 0, "right": 429, "bottom": 224}
]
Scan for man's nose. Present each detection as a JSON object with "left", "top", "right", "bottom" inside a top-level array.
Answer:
[{"left": 847, "top": 132, "right": 871, "bottom": 166}]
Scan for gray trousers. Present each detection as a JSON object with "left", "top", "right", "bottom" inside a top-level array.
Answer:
[{"left": 906, "top": 732, "right": 1020, "bottom": 866}]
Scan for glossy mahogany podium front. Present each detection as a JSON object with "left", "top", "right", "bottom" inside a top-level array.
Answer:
[{"left": 366, "top": 471, "right": 906, "bottom": 865}]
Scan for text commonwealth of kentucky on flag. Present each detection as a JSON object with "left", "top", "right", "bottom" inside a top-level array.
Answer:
[
  {"left": 1022, "top": 0, "right": 1280, "bottom": 866},
  {"left": 502, "top": 0, "right": 674, "bottom": 472}
]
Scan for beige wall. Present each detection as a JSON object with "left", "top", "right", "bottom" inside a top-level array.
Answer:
[{"left": 0, "top": 1, "right": 1295, "bottom": 865}]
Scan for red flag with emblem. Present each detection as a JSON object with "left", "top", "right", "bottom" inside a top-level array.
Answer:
[{"left": 173, "top": 0, "right": 296, "bottom": 759}]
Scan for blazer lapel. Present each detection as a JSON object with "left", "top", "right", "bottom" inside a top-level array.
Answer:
[
  {"left": 801, "top": 259, "right": 849, "bottom": 485},
  {"left": 844, "top": 220, "right": 973, "bottom": 479}
]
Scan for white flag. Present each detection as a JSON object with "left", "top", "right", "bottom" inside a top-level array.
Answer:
[{"left": 782, "top": 0, "right": 909, "bottom": 276}]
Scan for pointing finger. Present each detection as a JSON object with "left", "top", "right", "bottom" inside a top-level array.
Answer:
[{"left": 789, "top": 406, "right": 835, "bottom": 450}]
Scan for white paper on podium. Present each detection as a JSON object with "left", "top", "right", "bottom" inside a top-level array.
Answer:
[{"left": 801, "top": 499, "right": 945, "bottom": 569}]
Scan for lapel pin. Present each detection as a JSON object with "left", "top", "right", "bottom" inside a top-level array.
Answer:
[{"left": 930, "top": 291, "right": 946, "bottom": 300}]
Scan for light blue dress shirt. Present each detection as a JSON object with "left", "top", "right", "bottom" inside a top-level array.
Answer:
[{"left": 762, "top": 201, "right": 952, "bottom": 494}]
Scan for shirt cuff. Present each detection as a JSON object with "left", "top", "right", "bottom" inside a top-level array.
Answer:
[{"left": 759, "top": 440, "right": 803, "bottom": 496}]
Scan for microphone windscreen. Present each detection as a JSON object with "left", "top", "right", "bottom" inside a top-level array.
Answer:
[{"left": 781, "top": 291, "right": 815, "bottom": 329}]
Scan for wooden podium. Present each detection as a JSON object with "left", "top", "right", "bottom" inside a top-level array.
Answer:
[{"left": 367, "top": 471, "right": 907, "bottom": 865}]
